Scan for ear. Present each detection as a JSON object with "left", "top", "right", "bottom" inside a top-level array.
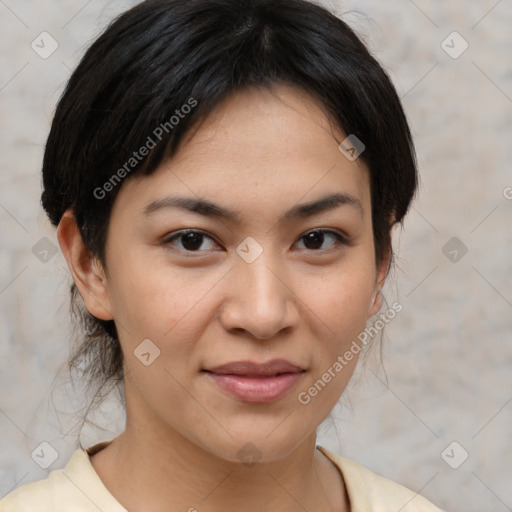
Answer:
[
  {"left": 368, "top": 235, "right": 393, "bottom": 318},
  {"left": 56, "top": 209, "right": 113, "bottom": 321}
]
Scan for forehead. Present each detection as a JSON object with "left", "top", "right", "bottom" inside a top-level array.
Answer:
[{"left": 113, "top": 84, "right": 371, "bottom": 222}]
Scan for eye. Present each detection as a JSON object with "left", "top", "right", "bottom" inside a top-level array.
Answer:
[
  {"left": 294, "top": 229, "right": 348, "bottom": 251},
  {"left": 163, "top": 229, "right": 220, "bottom": 253}
]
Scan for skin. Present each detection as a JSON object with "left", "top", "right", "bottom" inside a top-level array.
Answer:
[{"left": 57, "top": 84, "right": 391, "bottom": 512}]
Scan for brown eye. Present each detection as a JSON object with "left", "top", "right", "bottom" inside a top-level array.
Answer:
[
  {"left": 295, "top": 229, "right": 347, "bottom": 251},
  {"left": 164, "top": 230, "right": 219, "bottom": 252}
]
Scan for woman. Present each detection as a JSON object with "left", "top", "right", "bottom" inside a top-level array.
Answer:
[{"left": 1, "top": 0, "right": 445, "bottom": 510}]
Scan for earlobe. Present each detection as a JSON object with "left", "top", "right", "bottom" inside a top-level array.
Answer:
[
  {"left": 368, "top": 288, "right": 382, "bottom": 317},
  {"left": 368, "top": 243, "right": 392, "bottom": 317},
  {"left": 56, "top": 209, "right": 113, "bottom": 321}
]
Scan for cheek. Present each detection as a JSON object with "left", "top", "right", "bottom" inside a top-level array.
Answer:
[
  {"left": 296, "top": 258, "right": 375, "bottom": 379},
  {"left": 106, "top": 252, "right": 224, "bottom": 353},
  {"left": 293, "top": 269, "right": 374, "bottom": 412},
  {"left": 302, "top": 264, "right": 375, "bottom": 338}
]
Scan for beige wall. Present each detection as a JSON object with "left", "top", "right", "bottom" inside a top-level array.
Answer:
[{"left": 1, "top": 1, "right": 511, "bottom": 510}]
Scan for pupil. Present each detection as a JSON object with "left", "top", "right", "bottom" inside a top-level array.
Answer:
[
  {"left": 183, "top": 232, "right": 202, "bottom": 251},
  {"left": 304, "top": 231, "right": 323, "bottom": 249}
]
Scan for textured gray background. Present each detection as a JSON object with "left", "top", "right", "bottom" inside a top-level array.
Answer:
[{"left": 1, "top": 1, "right": 511, "bottom": 511}]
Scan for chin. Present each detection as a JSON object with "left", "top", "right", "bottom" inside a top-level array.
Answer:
[{"left": 195, "top": 427, "right": 312, "bottom": 465}]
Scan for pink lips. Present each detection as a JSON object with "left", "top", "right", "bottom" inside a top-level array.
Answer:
[{"left": 203, "top": 359, "right": 305, "bottom": 404}]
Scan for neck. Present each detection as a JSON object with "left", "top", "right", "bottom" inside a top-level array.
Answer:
[{"left": 90, "top": 418, "right": 347, "bottom": 512}]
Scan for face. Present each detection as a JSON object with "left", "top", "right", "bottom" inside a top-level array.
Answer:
[{"left": 69, "top": 84, "right": 389, "bottom": 463}]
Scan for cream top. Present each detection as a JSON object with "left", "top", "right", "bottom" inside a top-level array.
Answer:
[{"left": 1, "top": 441, "right": 444, "bottom": 511}]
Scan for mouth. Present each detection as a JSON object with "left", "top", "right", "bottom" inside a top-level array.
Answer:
[{"left": 202, "top": 359, "right": 306, "bottom": 404}]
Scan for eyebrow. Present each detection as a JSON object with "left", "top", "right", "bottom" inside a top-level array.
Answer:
[{"left": 143, "top": 192, "right": 364, "bottom": 222}]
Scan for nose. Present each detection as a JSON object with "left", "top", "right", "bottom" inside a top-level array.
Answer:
[{"left": 219, "top": 251, "right": 300, "bottom": 340}]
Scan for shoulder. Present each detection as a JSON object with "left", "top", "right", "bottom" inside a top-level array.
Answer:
[
  {"left": 0, "top": 444, "right": 126, "bottom": 512},
  {"left": 317, "top": 446, "right": 445, "bottom": 512},
  {"left": 0, "top": 475, "right": 55, "bottom": 511}
]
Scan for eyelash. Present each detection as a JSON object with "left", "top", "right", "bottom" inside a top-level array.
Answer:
[{"left": 162, "top": 228, "right": 350, "bottom": 255}]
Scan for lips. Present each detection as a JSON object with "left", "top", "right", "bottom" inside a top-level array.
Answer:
[
  {"left": 205, "top": 359, "right": 305, "bottom": 377},
  {"left": 203, "top": 359, "right": 305, "bottom": 403}
]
